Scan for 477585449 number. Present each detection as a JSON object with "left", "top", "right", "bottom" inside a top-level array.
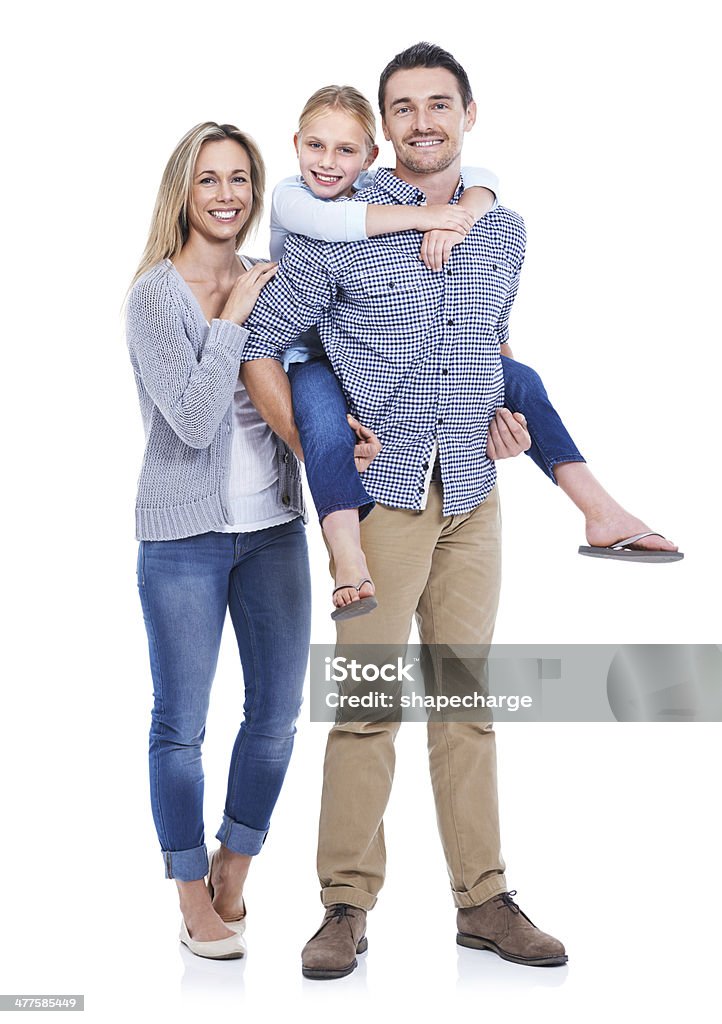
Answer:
[{"left": 0, "top": 995, "right": 84, "bottom": 1011}]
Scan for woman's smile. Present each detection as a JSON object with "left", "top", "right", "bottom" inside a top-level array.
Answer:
[{"left": 208, "top": 207, "right": 243, "bottom": 222}]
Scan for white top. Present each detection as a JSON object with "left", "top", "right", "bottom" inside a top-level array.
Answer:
[
  {"left": 219, "top": 374, "right": 299, "bottom": 532},
  {"left": 203, "top": 257, "right": 299, "bottom": 533}
]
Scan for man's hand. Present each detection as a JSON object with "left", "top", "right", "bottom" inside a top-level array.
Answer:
[
  {"left": 486, "top": 408, "right": 531, "bottom": 459},
  {"left": 347, "top": 414, "right": 382, "bottom": 472}
]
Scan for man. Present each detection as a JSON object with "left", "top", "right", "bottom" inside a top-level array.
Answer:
[{"left": 241, "top": 42, "right": 567, "bottom": 977}]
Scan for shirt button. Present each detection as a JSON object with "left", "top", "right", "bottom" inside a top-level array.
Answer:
[
  {"left": 493, "top": 263, "right": 498, "bottom": 271},
  {"left": 282, "top": 494, "right": 290, "bottom": 505},
  {"left": 284, "top": 452, "right": 289, "bottom": 463},
  {"left": 226, "top": 424, "right": 231, "bottom": 434},
  {"left": 438, "top": 418, "right": 444, "bottom": 425},
  {"left": 422, "top": 462, "right": 429, "bottom": 470},
  {"left": 441, "top": 368, "right": 449, "bottom": 376},
  {"left": 418, "top": 487, "right": 425, "bottom": 494},
  {"left": 447, "top": 319, "right": 455, "bottom": 326},
  {"left": 446, "top": 270, "right": 453, "bottom": 276}
]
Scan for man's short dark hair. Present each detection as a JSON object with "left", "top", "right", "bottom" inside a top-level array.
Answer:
[{"left": 378, "top": 42, "right": 473, "bottom": 115}]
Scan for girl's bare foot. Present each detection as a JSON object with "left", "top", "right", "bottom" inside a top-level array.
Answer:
[
  {"left": 584, "top": 510, "right": 678, "bottom": 552},
  {"left": 553, "top": 463, "right": 678, "bottom": 551},
  {"left": 332, "top": 565, "right": 375, "bottom": 608},
  {"left": 322, "top": 508, "right": 375, "bottom": 609}
]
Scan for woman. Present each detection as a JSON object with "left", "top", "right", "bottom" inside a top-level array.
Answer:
[{"left": 127, "top": 122, "right": 312, "bottom": 960}]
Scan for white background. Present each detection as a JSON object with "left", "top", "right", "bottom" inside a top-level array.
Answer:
[{"left": 1, "top": 1, "right": 720, "bottom": 1021}]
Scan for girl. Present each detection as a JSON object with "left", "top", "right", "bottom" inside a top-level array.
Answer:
[
  {"left": 127, "top": 122, "right": 311, "bottom": 959},
  {"left": 245, "top": 86, "right": 681, "bottom": 619}
]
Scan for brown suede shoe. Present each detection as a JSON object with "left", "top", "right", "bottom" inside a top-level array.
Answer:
[
  {"left": 457, "top": 890, "right": 567, "bottom": 966},
  {"left": 301, "top": 904, "right": 368, "bottom": 980}
]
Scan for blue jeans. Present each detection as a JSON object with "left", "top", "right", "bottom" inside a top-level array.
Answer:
[
  {"left": 288, "top": 356, "right": 375, "bottom": 523},
  {"left": 136, "top": 519, "right": 311, "bottom": 881},
  {"left": 501, "top": 354, "right": 585, "bottom": 482},
  {"left": 288, "top": 352, "right": 582, "bottom": 502}
]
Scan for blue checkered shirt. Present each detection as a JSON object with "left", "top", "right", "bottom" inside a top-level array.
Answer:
[{"left": 242, "top": 167, "right": 526, "bottom": 515}]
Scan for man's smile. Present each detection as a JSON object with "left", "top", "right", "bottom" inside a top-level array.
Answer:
[{"left": 406, "top": 136, "right": 445, "bottom": 148}]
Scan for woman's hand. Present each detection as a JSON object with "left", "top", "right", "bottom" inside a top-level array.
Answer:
[
  {"left": 347, "top": 414, "right": 382, "bottom": 472},
  {"left": 420, "top": 228, "right": 472, "bottom": 271},
  {"left": 219, "top": 262, "right": 279, "bottom": 325}
]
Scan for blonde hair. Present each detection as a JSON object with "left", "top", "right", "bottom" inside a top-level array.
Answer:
[
  {"left": 130, "top": 122, "right": 266, "bottom": 288},
  {"left": 298, "top": 85, "right": 376, "bottom": 151}
]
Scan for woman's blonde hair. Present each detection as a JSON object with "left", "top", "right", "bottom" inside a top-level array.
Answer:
[
  {"left": 298, "top": 85, "right": 376, "bottom": 151},
  {"left": 130, "top": 122, "right": 266, "bottom": 288}
]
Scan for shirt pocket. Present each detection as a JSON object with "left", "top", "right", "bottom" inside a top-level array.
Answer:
[
  {"left": 344, "top": 260, "right": 442, "bottom": 367},
  {"left": 457, "top": 251, "right": 516, "bottom": 333}
]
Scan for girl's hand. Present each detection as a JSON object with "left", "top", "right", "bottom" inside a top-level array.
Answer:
[
  {"left": 347, "top": 414, "right": 382, "bottom": 472},
  {"left": 416, "top": 204, "right": 475, "bottom": 235},
  {"left": 219, "top": 262, "right": 279, "bottom": 325},
  {"left": 420, "top": 229, "right": 468, "bottom": 271}
]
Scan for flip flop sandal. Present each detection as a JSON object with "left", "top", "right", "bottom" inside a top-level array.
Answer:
[
  {"left": 331, "top": 578, "right": 378, "bottom": 621},
  {"left": 578, "top": 532, "right": 684, "bottom": 562}
]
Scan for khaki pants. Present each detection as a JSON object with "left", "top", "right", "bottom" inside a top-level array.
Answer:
[{"left": 318, "top": 483, "right": 507, "bottom": 910}]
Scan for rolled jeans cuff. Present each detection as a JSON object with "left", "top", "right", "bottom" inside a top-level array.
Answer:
[
  {"left": 452, "top": 874, "right": 508, "bottom": 909},
  {"left": 162, "top": 844, "right": 208, "bottom": 881},
  {"left": 216, "top": 813, "right": 267, "bottom": 856},
  {"left": 544, "top": 453, "right": 586, "bottom": 485}
]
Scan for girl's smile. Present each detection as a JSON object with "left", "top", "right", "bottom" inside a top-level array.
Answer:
[{"left": 294, "top": 109, "right": 377, "bottom": 200}]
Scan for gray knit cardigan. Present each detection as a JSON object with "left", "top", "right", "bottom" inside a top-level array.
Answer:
[{"left": 126, "top": 258, "right": 306, "bottom": 541}]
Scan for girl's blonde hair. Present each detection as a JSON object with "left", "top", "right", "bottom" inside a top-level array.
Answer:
[
  {"left": 130, "top": 122, "right": 266, "bottom": 288},
  {"left": 298, "top": 85, "right": 376, "bottom": 151}
]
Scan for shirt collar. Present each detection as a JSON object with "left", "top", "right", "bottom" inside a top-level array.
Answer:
[{"left": 372, "top": 166, "right": 464, "bottom": 205}]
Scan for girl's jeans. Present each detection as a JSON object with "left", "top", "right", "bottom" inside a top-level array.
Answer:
[
  {"left": 288, "top": 357, "right": 375, "bottom": 523},
  {"left": 288, "top": 353, "right": 584, "bottom": 506},
  {"left": 136, "top": 518, "right": 311, "bottom": 881},
  {"left": 501, "top": 354, "right": 585, "bottom": 481}
]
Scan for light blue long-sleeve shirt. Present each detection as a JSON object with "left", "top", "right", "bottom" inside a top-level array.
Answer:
[
  {"left": 269, "top": 166, "right": 500, "bottom": 369},
  {"left": 270, "top": 166, "right": 500, "bottom": 261}
]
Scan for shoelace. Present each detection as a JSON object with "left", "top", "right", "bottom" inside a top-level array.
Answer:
[
  {"left": 492, "top": 890, "right": 537, "bottom": 927},
  {"left": 494, "top": 890, "right": 520, "bottom": 914},
  {"left": 328, "top": 904, "right": 357, "bottom": 925},
  {"left": 308, "top": 903, "right": 359, "bottom": 942}
]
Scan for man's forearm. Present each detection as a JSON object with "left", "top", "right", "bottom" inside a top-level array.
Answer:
[{"left": 240, "top": 359, "right": 303, "bottom": 460}]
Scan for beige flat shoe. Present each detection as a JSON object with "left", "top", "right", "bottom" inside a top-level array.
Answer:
[
  {"left": 179, "top": 917, "right": 246, "bottom": 960},
  {"left": 207, "top": 849, "right": 247, "bottom": 936}
]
